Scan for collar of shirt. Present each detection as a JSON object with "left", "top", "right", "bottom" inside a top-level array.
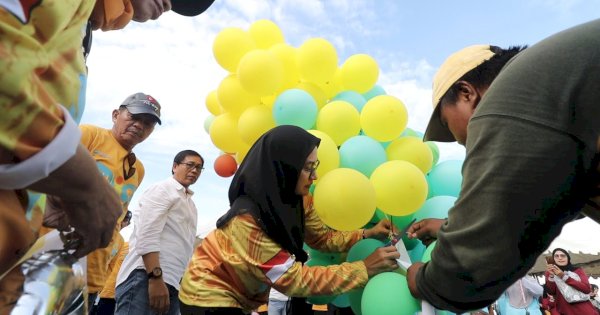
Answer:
[{"left": 169, "top": 176, "right": 194, "bottom": 196}]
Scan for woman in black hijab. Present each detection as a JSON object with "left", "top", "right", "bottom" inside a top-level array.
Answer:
[
  {"left": 178, "top": 125, "right": 399, "bottom": 315},
  {"left": 545, "top": 248, "right": 598, "bottom": 315}
]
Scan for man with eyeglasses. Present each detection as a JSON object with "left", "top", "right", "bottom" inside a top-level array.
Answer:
[
  {"left": 42, "top": 92, "right": 162, "bottom": 309},
  {"left": 115, "top": 150, "right": 203, "bottom": 315}
]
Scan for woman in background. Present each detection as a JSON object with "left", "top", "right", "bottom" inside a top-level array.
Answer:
[{"left": 545, "top": 248, "right": 598, "bottom": 315}]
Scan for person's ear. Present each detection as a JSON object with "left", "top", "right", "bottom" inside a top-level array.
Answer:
[
  {"left": 112, "top": 109, "right": 119, "bottom": 122},
  {"left": 456, "top": 81, "right": 480, "bottom": 112}
]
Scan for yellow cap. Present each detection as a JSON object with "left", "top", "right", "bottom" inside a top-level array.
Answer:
[{"left": 424, "top": 45, "right": 495, "bottom": 142}]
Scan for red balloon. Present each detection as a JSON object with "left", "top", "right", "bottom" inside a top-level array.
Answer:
[{"left": 214, "top": 154, "right": 237, "bottom": 177}]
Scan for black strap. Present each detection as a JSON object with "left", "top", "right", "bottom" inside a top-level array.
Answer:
[{"left": 82, "top": 20, "right": 93, "bottom": 61}]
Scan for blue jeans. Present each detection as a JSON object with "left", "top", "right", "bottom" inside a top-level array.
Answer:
[
  {"left": 115, "top": 269, "right": 179, "bottom": 315},
  {"left": 267, "top": 299, "right": 287, "bottom": 315}
]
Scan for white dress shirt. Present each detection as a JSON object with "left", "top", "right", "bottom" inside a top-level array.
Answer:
[{"left": 116, "top": 177, "right": 198, "bottom": 290}]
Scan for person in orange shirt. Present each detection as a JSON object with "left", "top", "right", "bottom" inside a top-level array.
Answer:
[
  {"left": 0, "top": 1, "right": 215, "bottom": 313},
  {"left": 179, "top": 125, "right": 400, "bottom": 315},
  {"left": 91, "top": 211, "right": 132, "bottom": 315}
]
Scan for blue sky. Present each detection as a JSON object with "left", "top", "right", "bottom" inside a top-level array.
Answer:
[{"left": 82, "top": 0, "right": 600, "bottom": 245}]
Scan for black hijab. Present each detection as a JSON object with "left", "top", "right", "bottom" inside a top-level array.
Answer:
[
  {"left": 216, "top": 125, "right": 320, "bottom": 263},
  {"left": 552, "top": 248, "right": 575, "bottom": 271}
]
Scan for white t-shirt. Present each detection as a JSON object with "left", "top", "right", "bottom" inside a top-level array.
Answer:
[{"left": 269, "top": 287, "right": 289, "bottom": 302}]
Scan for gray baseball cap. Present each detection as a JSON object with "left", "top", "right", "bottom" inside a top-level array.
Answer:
[{"left": 121, "top": 93, "right": 161, "bottom": 125}]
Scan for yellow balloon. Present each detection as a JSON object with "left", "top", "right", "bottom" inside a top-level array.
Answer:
[
  {"left": 360, "top": 95, "right": 408, "bottom": 142},
  {"left": 205, "top": 90, "right": 222, "bottom": 116},
  {"left": 213, "top": 27, "right": 256, "bottom": 72},
  {"left": 249, "top": 19, "right": 285, "bottom": 49},
  {"left": 386, "top": 137, "right": 433, "bottom": 173},
  {"left": 237, "top": 49, "right": 283, "bottom": 96},
  {"left": 296, "top": 81, "right": 327, "bottom": 109},
  {"left": 261, "top": 94, "right": 277, "bottom": 108},
  {"left": 209, "top": 113, "right": 246, "bottom": 154},
  {"left": 297, "top": 38, "right": 338, "bottom": 84},
  {"left": 217, "top": 75, "right": 260, "bottom": 116},
  {"left": 313, "top": 168, "right": 376, "bottom": 231},
  {"left": 370, "top": 160, "right": 428, "bottom": 216},
  {"left": 269, "top": 43, "right": 300, "bottom": 91},
  {"left": 307, "top": 130, "right": 339, "bottom": 179},
  {"left": 235, "top": 143, "right": 251, "bottom": 164},
  {"left": 238, "top": 105, "right": 275, "bottom": 146},
  {"left": 340, "top": 54, "right": 379, "bottom": 93},
  {"left": 316, "top": 100, "right": 361, "bottom": 146},
  {"left": 318, "top": 68, "right": 343, "bottom": 99}
]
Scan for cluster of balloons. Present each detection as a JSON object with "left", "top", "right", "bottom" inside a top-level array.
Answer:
[
  {"left": 305, "top": 165, "right": 462, "bottom": 315},
  {"left": 204, "top": 19, "right": 466, "bottom": 315}
]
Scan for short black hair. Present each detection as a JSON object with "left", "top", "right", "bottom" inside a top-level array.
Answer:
[
  {"left": 172, "top": 150, "right": 203, "bottom": 174},
  {"left": 123, "top": 210, "right": 132, "bottom": 223},
  {"left": 441, "top": 45, "right": 527, "bottom": 105}
]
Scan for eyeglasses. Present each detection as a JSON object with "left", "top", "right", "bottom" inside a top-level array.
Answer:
[
  {"left": 123, "top": 152, "right": 136, "bottom": 180},
  {"left": 303, "top": 160, "right": 320, "bottom": 178},
  {"left": 554, "top": 253, "right": 567, "bottom": 258},
  {"left": 178, "top": 162, "right": 204, "bottom": 172}
]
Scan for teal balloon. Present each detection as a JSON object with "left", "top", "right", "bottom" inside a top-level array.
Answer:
[
  {"left": 332, "top": 90, "right": 367, "bottom": 112},
  {"left": 348, "top": 289, "right": 364, "bottom": 315},
  {"left": 339, "top": 135, "right": 386, "bottom": 177},
  {"left": 427, "top": 160, "right": 463, "bottom": 197},
  {"left": 413, "top": 196, "right": 456, "bottom": 222},
  {"left": 331, "top": 292, "right": 351, "bottom": 308},
  {"left": 408, "top": 241, "right": 426, "bottom": 262},
  {"left": 362, "top": 272, "right": 420, "bottom": 315},
  {"left": 425, "top": 141, "right": 440, "bottom": 166},
  {"left": 347, "top": 239, "right": 386, "bottom": 263},
  {"left": 421, "top": 240, "right": 437, "bottom": 263},
  {"left": 390, "top": 214, "right": 414, "bottom": 231},
  {"left": 305, "top": 258, "right": 336, "bottom": 304},
  {"left": 362, "top": 85, "right": 386, "bottom": 101},
  {"left": 402, "top": 236, "right": 419, "bottom": 251},
  {"left": 273, "top": 88, "right": 318, "bottom": 129}
]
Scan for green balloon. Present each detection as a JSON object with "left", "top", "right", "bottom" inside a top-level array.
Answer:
[
  {"left": 348, "top": 289, "right": 364, "bottom": 315},
  {"left": 306, "top": 246, "right": 343, "bottom": 264},
  {"left": 361, "top": 272, "right": 420, "bottom": 315},
  {"left": 421, "top": 240, "right": 437, "bottom": 263},
  {"left": 425, "top": 141, "right": 440, "bottom": 166},
  {"left": 347, "top": 239, "right": 385, "bottom": 263},
  {"left": 370, "top": 208, "right": 387, "bottom": 224}
]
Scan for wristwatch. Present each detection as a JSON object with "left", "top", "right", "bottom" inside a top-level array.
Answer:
[{"left": 147, "top": 267, "right": 162, "bottom": 279}]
